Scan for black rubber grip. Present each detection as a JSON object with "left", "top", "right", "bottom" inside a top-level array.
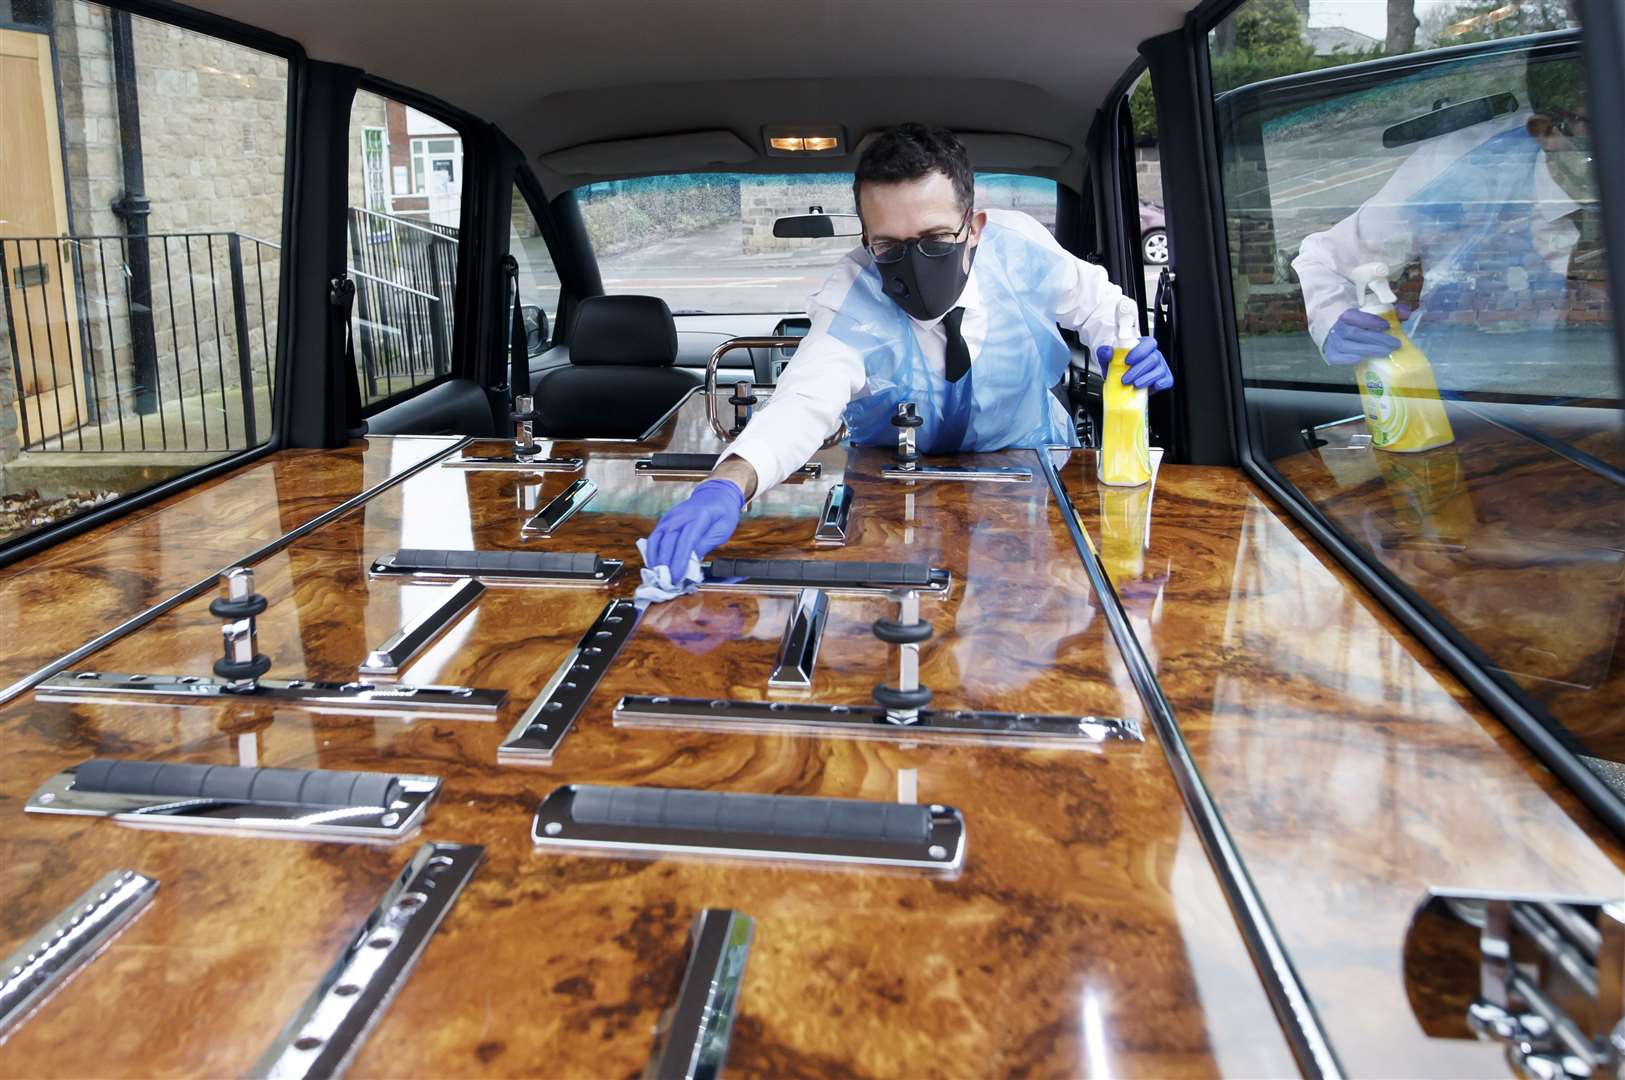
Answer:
[
  {"left": 391, "top": 549, "right": 603, "bottom": 577},
  {"left": 569, "top": 785, "right": 930, "bottom": 844},
  {"left": 706, "top": 558, "right": 932, "bottom": 588},
  {"left": 209, "top": 594, "right": 268, "bottom": 620},
  {"left": 72, "top": 759, "right": 404, "bottom": 808},
  {"left": 873, "top": 684, "right": 934, "bottom": 710},
  {"left": 873, "top": 617, "right": 934, "bottom": 644},
  {"left": 213, "top": 653, "right": 271, "bottom": 681},
  {"left": 648, "top": 453, "right": 721, "bottom": 471},
  {"left": 891, "top": 409, "right": 923, "bottom": 428}
]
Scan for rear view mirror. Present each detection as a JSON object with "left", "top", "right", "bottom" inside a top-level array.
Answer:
[
  {"left": 773, "top": 213, "right": 862, "bottom": 239},
  {"left": 522, "top": 304, "right": 549, "bottom": 356},
  {"left": 1382, "top": 92, "right": 1518, "bottom": 148}
]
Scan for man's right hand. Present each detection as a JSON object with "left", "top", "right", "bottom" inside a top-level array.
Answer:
[
  {"left": 644, "top": 478, "right": 746, "bottom": 582},
  {"left": 1322, "top": 305, "right": 1411, "bottom": 365}
]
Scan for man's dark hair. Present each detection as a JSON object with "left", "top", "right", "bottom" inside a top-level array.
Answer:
[
  {"left": 1526, "top": 54, "right": 1586, "bottom": 119},
  {"left": 853, "top": 124, "right": 975, "bottom": 216}
]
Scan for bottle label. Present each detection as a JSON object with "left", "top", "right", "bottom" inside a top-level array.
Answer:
[{"left": 1362, "top": 367, "right": 1407, "bottom": 447}]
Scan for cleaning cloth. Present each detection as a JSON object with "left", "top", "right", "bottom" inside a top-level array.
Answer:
[{"left": 634, "top": 537, "right": 704, "bottom": 608}]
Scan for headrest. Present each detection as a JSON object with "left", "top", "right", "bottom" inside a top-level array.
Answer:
[{"left": 570, "top": 295, "right": 678, "bottom": 367}]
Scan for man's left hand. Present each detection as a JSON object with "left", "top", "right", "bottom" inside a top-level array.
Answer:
[{"left": 1096, "top": 337, "right": 1173, "bottom": 392}]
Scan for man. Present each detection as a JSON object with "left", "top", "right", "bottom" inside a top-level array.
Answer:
[
  {"left": 643, "top": 124, "right": 1173, "bottom": 582},
  {"left": 1294, "top": 54, "right": 1604, "bottom": 371}
]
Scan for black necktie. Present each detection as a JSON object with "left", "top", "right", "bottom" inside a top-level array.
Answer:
[{"left": 943, "top": 306, "right": 971, "bottom": 383}]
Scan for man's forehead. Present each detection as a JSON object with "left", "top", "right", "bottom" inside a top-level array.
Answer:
[{"left": 858, "top": 173, "right": 965, "bottom": 235}]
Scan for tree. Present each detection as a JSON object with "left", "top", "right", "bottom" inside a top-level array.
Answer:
[{"left": 1386, "top": 0, "right": 1419, "bottom": 54}]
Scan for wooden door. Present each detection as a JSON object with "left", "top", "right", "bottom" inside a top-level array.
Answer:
[{"left": 1, "top": 27, "right": 84, "bottom": 447}]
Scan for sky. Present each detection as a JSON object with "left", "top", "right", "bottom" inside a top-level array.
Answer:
[{"left": 1307, "top": 0, "right": 1460, "bottom": 36}]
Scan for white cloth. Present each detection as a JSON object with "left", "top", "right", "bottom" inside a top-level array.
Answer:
[
  {"left": 633, "top": 537, "right": 703, "bottom": 608},
  {"left": 720, "top": 208, "right": 1128, "bottom": 495},
  {"left": 1293, "top": 111, "right": 1581, "bottom": 347}
]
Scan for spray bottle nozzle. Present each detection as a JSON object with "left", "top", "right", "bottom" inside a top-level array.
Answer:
[
  {"left": 1114, "top": 297, "right": 1140, "bottom": 348},
  {"left": 1351, "top": 261, "right": 1397, "bottom": 313}
]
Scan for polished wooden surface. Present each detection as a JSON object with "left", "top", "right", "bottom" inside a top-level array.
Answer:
[
  {"left": 0, "top": 435, "right": 461, "bottom": 693},
  {"left": 1064, "top": 450, "right": 1625, "bottom": 1077},
  {"left": 0, "top": 396, "right": 1293, "bottom": 1077},
  {"left": 1274, "top": 412, "right": 1624, "bottom": 753}
]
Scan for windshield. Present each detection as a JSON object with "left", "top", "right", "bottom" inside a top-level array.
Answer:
[{"left": 580, "top": 172, "right": 1058, "bottom": 315}]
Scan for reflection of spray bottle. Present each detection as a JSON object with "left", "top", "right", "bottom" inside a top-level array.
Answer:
[
  {"left": 1349, "top": 262, "right": 1454, "bottom": 453},
  {"left": 1098, "top": 481, "right": 1153, "bottom": 580},
  {"left": 1100, "top": 298, "right": 1151, "bottom": 487}
]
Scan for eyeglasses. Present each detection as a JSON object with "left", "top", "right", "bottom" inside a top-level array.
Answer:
[
  {"left": 866, "top": 211, "right": 971, "bottom": 264},
  {"left": 1549, "top": 110, "right": 1590, "bottom": 141}
]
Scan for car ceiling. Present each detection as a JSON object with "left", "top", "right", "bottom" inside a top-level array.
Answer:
[{"left": 183, "top": 0, "right": 1191, "bottom": 193}]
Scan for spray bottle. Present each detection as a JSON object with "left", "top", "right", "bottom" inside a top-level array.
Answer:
[
  {"left": 1349, "top": 262, "right": 1454, "bottom": 453},
  {"left": 1099, "top": 298, "right": 1152, "bottom": 487}
]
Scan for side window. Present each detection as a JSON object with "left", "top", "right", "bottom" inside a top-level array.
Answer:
[
  {"left": 1, "top": 0, "right": 287, "bottom": 548},
  {"left": 1210, "top": 7, "right": 1621, "bottom": 757},
  {"left": 1128, "top": 74, "right": 1168, "bottom": 275},
  {"left": 345, "top": 90, "right": 463, "bottom": 409},
  {"left": 509, "top": 183, "right": 561, "bottom": 356}
]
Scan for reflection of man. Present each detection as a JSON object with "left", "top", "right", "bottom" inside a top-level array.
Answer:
[
  {"left": 643, "top": 124, "right": 1172, "bottom": 582},
  {"left": 1294, "top": 56, "right": 1604, "bottom": 366}
]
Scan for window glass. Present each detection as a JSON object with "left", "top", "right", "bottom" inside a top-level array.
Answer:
[
  {"left": 509, "top": 183, "right": 561, "bottom": 354},
  {"left": 1211, "top": 8, "right": 1622, "bottom": 753},
  {"left": 346, "top": 91, "right": 462, "bottom": 407},
  {"left": 582, "top": 172, "right": 1058, "bottom": 314},
  {"left": 0, "top": 0, "right": 285, "bottom": 547}
]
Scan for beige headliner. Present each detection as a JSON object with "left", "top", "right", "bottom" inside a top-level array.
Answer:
[{"left": 184, "top": 0, "right": 1189, "bottom": 192}]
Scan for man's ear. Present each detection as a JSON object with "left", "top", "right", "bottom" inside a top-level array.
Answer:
[
  {"left": 968, "top": 209, "right": 989, "bottom": 247},
  {"left": 1527, "top": 114, "right": 1557, "bottom": 145}
]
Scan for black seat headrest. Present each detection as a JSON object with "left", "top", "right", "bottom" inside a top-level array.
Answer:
[{"left": 570, "top": 295, "right": 678, "bottom": 367}]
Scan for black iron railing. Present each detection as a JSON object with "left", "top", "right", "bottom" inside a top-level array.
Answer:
[
  {"left": 2, "top": 231, "right": 278, "bottom": 453},
  {"left": 2, "top": 209, "right": 460, "bottom": 453}
]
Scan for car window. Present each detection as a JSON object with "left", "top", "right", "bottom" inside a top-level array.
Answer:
[
  {"left": 509, "top": 183, "right": 562, "bottom": 352},
  {"left": 0, "top": 0, "right": 286, "bottom": 548},
  {"left": 581, "top": 171, "right": 1059, "bottom": 315},
  {"left": 1210, "top": 6, "right": 1622, "bottom": 761},
  {"left": 346, "top": 90, "right": 463, "bottom": 409}
]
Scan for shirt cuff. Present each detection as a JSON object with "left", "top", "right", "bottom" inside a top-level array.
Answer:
[{"left": 717, "top": 439, "right": 782, "bottom": 502}]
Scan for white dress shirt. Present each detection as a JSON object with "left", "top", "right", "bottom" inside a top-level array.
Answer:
[
  {"left": 721, "top": 208, "right": 1128, "bottom": 494},
  {"left": 1293, "top": 111, "right": 1580, "bottom": 347}
]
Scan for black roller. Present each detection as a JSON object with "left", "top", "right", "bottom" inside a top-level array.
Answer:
[
  {"left": 71, "top": 759, "right": 404, "bottom": 808},
  {"left": 873, "top": 683, "right": 933, "bottom": 711},
  {"left": 890, "top": 403, "right": 923, "bottom": 428},
  {"left": 209, "top": 593, "right": 268, "bottom": 620},
  {"left": 213, "top": 653, "right": 271, "bottom": 682},
  {"left": 648, "top": 453, "right": 722, "bottom": 471},
  {"left": 704, "top": 558, "right": 932, "bottom": 588},
  {"left": 728, "top": 381, "right": 758, "bottom": 407},
  {"left": 568, "top": 785, "right": 931, "bottom": 844},
  {"left": 391, "top": 549, "right": 603, "bottom": 577},
  {"left": 873, "top": 617, "right": 933, "bottom": 644}
]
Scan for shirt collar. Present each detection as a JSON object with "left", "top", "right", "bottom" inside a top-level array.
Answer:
[{"left": 909, "top": 254, "right": 986, "bottom": 329}]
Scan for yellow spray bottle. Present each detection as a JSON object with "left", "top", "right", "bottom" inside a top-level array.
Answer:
[
  {"left": 1349, "top": 262, "right": 1454, "bottom": 453},
  {"left": 1099, "top": 297, "right": 1151, "bottom": 487}
]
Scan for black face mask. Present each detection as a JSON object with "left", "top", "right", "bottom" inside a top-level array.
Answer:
[{"left": 879, "top": 238, "right": 975, "bottom": 322}]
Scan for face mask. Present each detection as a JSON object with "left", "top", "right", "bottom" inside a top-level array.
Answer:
[{"left": 879, "top": 237, "right": 975, "bottom": 322}]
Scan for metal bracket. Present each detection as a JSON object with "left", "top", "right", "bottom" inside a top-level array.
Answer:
[
  {"left": 250, "top": 842, "right": 483, "bottom": 1079},
  {"left": 767, "top": 589, "right": 828, "bottom": 691},
  {"left": 38, "top": 671, "right": 505, "bottom": 720},
  {"left": 533, "top": 784, "right": 965, "bottom": 871},
  {"left": 359, "top": 580, "right": 483, "bottom": 678},
  {"left": 522, "top": 478, "right": 598, "bottom": 537},
  {"left": 880, "top": 464, "right": 1033, "bottom": 483},
  {"left": 25, "top": 766, "right": 441, "bottom": 844},
  {"left": 615, "top": 695, "right": 1142, "bottom": 749},
  {"left": 444, "top": 455, "right": 584, "bottom": 473},
  {"left": 645, "top": 909, "right": 753, "bottom": 1080},
  {"left": 0, "top": 870, "right": 158, "bottom": 1042},
  {"left": 1405, "top": 890, "right": 1625, "bottom": 1080},
  {"left": 370, "top": 552, "right": 622, "bottom": 588},
  {"left": 813, "top": 484, "right": 852, "bottom": 546},
  {"left": 499, "top": 599, "right": 640, "bottom": 766},
  {"left": 635, "top": 458, "right": 822, "bottom": 481}
]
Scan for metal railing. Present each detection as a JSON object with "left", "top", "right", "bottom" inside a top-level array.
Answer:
[
  {"left": 346, "top": 207, "right": 459, "bottom": 404},
  {"left": 2, "top": 231, "right": 278, "bottom": 454},
  {"left": 1, "top": 209, "right": 460, "bottom": 453}
]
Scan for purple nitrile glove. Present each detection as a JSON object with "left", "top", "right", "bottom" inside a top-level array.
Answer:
[
  {"left": 1323, "top": 304, "right": 1413, "bottom": 366},
  {"left": 645, "top": 478, "right": 745, "bottom": 582},
  {"left": 1095, "top": 336, "right": 1174, "bottom": 393}
]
